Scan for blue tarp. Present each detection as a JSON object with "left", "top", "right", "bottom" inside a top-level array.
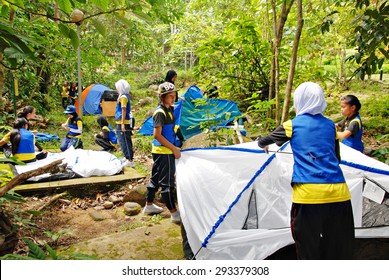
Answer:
[
  {"left": 35, "top": 133, "right": 60, "bottom": 142},
  {"left": 138, "top": 85, "right": 243, "bottom": 140},
  {"left": 83, "top": 84, "right": 111, "bottom": 115}
]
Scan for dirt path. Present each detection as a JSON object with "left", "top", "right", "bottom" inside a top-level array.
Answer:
[{"left": 12, "top": 185, "right": 185, "bottom": 260}]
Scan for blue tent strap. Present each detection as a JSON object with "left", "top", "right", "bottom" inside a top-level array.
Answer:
[
  {"left": 340, "top": 160, "right": 389, "bottom": 176},
  {"left": 200, "top": 150, "right": 278, "bottom": 248},
  {"left": 182, "top": 146, "right": 264, "bottom": 154},
  {"left": 196, "top": 143, "right": 291, "bottom": 249}
]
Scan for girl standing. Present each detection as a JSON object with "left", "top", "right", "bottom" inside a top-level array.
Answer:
[
  {"left": 257, "top": 82, "right": 354, "bottom": 259},
  {"left": 115, "top": 79, "right": 134, "bottom": 167}
]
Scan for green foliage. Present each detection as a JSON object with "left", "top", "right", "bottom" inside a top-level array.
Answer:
[
  {"left": 0, "top": 115, "right": 13, "bottom": 135},
  {"left": 0, "top": 19, "right": 35, "bottom": 69},
  {"left": 363, "top": 94, "right": 389, "bottom": 119},
  {"left": 194, "top": 16, "right": 272, "bottom": 109},
  {"left": 0, "top": 237, "right": 96, "bottom": 260},
  {"left": 120, "top": 213, "right": 163, "bottom": 231},
  {"left": 0, "top": 156, "right": 26, "bottom": 166},
  {"left": 371, "top": 147, "right": 389, "bottom": 164},
  {"left": 246, "top": 93, "right": 277, "bottom": 132},
  {"left": 364, "top": 116, "right": 389, "bottom": 135},
  {"left": 347, "top": 1, "right": 389, "bottom": 80},
  {"left": 133, "top": 135, "right": 152, "bottom": 156},
  {"left": 204, "top": 127, "right": 237, "bottom": 147},
  {"left": 44, "top": 229, "right": 71, "bottom": 242},
  {"left": 0, "top": 190, "right": 25, "bottom": 204}
]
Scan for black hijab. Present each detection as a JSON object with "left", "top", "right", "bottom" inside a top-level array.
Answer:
[{"left": 164, "top": 70, "right": 178, "bottom": 102}]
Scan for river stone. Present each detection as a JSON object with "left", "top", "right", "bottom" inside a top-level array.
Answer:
[
  {"left": 108, "top": 195, "right": 120, "bottom": 204},
  {"left": 103, "top": 201, "right": 114, "bottom": 209},
  {"left": 88, "top": 210, "right": 105, "bottom": 221},
  {"left": 123, "top": 202, "right": 142, "bottom": 216},
  {"left": 123, "top": 185, "right": 147, "bottom": 205}
]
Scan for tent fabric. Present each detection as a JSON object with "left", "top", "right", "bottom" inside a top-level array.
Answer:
[
  {"left": 176, "top": 141, "right": 389, "bottom": 260},
  {"left": 75, "top": 84, "right": 111, "bottom": 115},
  {"left": 137, "top": 85, "right": 243, "bottom": 140},
  {"left": 14, "top": 146, "right": 123, "bottom": 181}
]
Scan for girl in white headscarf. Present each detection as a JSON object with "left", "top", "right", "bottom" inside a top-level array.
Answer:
[
  {"left": 115, "top": 79, "right": 134, "bottom": 167},
  {"left": 257, "top": 82, "right": 354, "bottom": 260}
]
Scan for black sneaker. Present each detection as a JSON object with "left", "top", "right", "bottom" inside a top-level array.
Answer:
[{"left": 3, "top": 145, "right": 12, "bottom": 158}]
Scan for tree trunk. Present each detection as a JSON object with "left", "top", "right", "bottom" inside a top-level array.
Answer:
[
  {"left": 268, "top": 0, "right": 277, "bottom": 120},
  {"left": 0, "top": 211, "right": 18, "bottom": 255},
  {"left": 0, "top": 159, "right": 63, "bottom": 255},
  {"left": 0, "top": 53, "right": 4, "bottom": 98},
  {"left": 340, "top": 46, "right": 347, "bottom": 87},
  {"left": 281, "top": 0, "right": 303, "bottom": 123},
  {"left": 271, "top": 0, "right": 294, "bottom": 126},
  {"left": 121, "top": 46, "right": 126, "bottom": 65}
]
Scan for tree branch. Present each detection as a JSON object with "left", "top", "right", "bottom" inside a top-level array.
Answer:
[
  {"left": 3, "top": 0, "right": 132, "bottom": 25},
  {"left": 0, "top": 159, "right": 64, "bottom": 197}
]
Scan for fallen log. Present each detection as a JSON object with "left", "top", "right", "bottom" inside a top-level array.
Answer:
[
  {"left": 28, "top": 192, "right": 68, "bottom": 220},
  {"left": 0, "top": 159, "right": 64, "bottom": 197}
]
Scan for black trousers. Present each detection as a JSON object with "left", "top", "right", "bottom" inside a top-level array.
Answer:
[
  {"left": 95, "top": 136, "right": 115, "bottom": 151},
  {"left": 146, "top": 153, "right": 176, "bottom": 210},
  {"left": 290, "top": 200, "right": 355, "bottom": 259}
]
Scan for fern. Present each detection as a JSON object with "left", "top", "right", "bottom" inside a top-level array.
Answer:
[
  {"left": 23, "top": 238, "right": 46, "bottom": 260},
  {"left": 45, "top": 243, "right": 58, "bottom": 260}
]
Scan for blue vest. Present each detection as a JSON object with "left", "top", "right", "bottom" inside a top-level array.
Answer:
[
  {"left": 16, "top": 128, "right": 35, "bottom": 155},
  {"left": 290, "top": 114, "right": 345, "bottom": 184},
  {"left": 152, "top": 106, "right": 179, "bottom": 147},
  {"left": 342, "top": 115, "right": 364, "bottom": 152},
  {"left": 115, "top": 94, "right": 131, "bottom": 121},
  {"left": 107, "top": 125, "right": 117, "bottom": 144},
  {"left": 67, "top": 117, "right": 82, "bottom": 137}
]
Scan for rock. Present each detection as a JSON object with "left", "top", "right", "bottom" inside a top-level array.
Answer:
[
  {"left": 88, "top": 210, "right": 105, "bottom": 221},
  {"left": 123, "top": 202, "right": 142, "bottom": 216},
  {"left": 103, "top": 201, "right": 114, "bottom": 209},
  {"left": 123, "top": 185, "right": 147, "bottom": 205},
  {"left": 148, "top": 84, "right": 159, "bottom": 91},
  {"left": 108, "top": 195, "right": 120, "bottom": 204},
  {"left": 137, "top": 97, "right": 154, "bottom": 106}
]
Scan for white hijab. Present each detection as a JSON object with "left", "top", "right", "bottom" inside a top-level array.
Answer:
[
  {"left": 115, "top": 79, "right": 130, "bottom": 101},
  {"left": 293, "top": 82, "right": 327, "bottom": 116}
]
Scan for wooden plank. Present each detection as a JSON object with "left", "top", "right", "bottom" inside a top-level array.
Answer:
[{"left": 14, "top": 167, "right": 145, "bottom": 193}]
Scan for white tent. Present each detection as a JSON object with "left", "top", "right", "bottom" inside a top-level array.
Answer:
[{"left": 176, "top": 141, "right": 389, "bottom": 260}]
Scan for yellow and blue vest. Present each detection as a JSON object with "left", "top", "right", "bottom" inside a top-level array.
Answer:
[
  {"left": 289, "top": 114, "right": 345, "bottom": 184},
  {"left": 115, "top": 94, "right": 131, "bottom": 125},
  {"left": 66, "top": 117, "right": 82, "bottom": 138},
  {"left": 14, "top": 128, "right": 35, "bottom": 162},
  {"left": 102, "top": 125, "right": 118, "bottom": 145},
  {"left": 342, "top": 114, "right": 364, "bottom": 153},
  {"left": 152, "top": 105, "right": 180, "bottom": 154}
]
